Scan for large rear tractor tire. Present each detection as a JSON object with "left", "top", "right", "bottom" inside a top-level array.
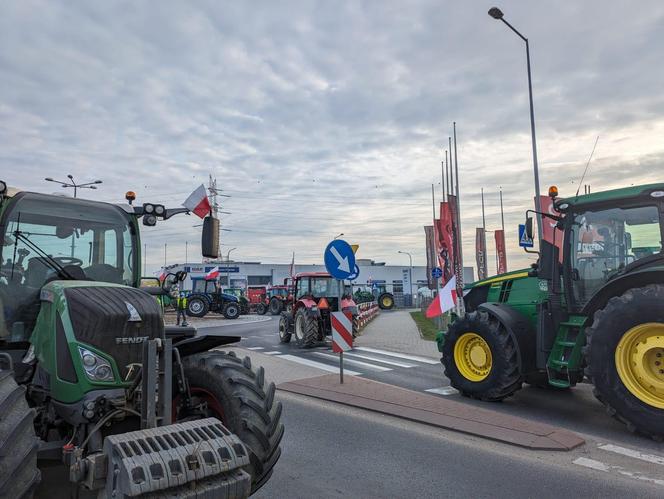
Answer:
[
  {"left": 294, "top": 308, "right": 319, "bottom": 348},
  {"left": 377, "top": 292, "right": 395, "bottom": 310},
  {"left": 269, "top": 298, "right": 283, "bottom": 315},
  {"left": 0, "top": 370, "right": 41, "bottom": 498},
  {"left": 180, "top": 351, "right": 284, "bottom": 494},
  {"left": 442, "top": 310, "right": 522, "bottom": 401},
  {"left": 223, "top": 302, "right": 241, "bottom": 320},
  {"left": 278, "top": 313, "right": 292, "bottom": 343},
  {"left": 257, "top": 303, "right": 267, "bottom": 315},
  {"left": 186, "top": 297, "right": 209, "bottom": 318},
  {"left": 584, "top": 284, "right": 664, "bottom": 441}
]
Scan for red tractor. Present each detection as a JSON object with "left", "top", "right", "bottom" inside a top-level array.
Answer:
[
  {"left": 266, "top": 283, "right": 293, "bottom": 315},
  {"left": 278, "top": 272, "right": 358, "bottom": 348},
  {"left": 247, "top": 285, "right": 268, "bottom": 314}
]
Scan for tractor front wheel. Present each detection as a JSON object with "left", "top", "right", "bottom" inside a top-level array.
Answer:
[
  {"left": 179, "top": 352, "right": 284, "bottom": 494},
  {"left": 269, "top": 298, "right": 283, "bottom": 315},
  {"left": 223, "top": 302, "right": 241, "bottom": 320},
  {"left": 257, "top": 303, "right": 267, "bottom": 315},
  {"left": 186, "top": 297, "right": 209, "bottom": 318},
  {"left": 294, "top": 308, "right": 318, "bottom": 348},
  {"left": 278, "top": 313, "right": 292, "bottom": 343},
  {"left": 0, "top": 370, "right": 41, "bottom": 498},
  {"left": 442, "top": 311, "right": 522, "bottom": 401},
  {"left": 584, "top": 284, "right": 664, "bottom": 441},
  {"left": 377, "top": 292, "right": 395, "bottom": 310}
]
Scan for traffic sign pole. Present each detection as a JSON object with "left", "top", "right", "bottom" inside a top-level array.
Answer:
[{"left": 339, "top": 351, "right": 344, "bottom": 384}]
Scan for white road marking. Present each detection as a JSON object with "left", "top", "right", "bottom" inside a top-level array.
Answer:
[
  {"left": 354, "top": 347, "right": 440, "bottom": 364},
  {"left": 313, "top": 352, "right": 392, "bottom": 372},
  {"left": 344, "top": 352, "right": 415, "bottom": 368},
  {"left": 425, "top": 387, "right": 458, "bottom": 396},
  {"left": 573, "top": 457, "right": 664, "bottom": 487},
  {"left": 279, "top": 354, "right": 361, "bottom": 375},
  {"left": 246, "top": 347, "right": 264, "bottom": 350},
  {"left": 264, "top": 351, "right": 282, "bottom": 355},
  {"left": 598, "top": 444, "right": 664, "bottom": 466}
]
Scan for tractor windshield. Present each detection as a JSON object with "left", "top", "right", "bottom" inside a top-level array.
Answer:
[
  {"left": 569, "top": 204, "right": 662, "bottom": 306},
  {"left": 0, "top": 193, "right": 137, "bottom": 340}
]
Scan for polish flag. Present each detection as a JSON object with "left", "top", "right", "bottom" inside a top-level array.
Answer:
[
  {"left": 426, "top": 276, "right": 458, "bottom": 318},
  {"left": 205, "top": 267, "right": 220, "bottom": 280},
  {"left": 155, "top": 269, "right": 166, "bottom": 281},
  {"left": 183, "top": 184, "right": 211, "bottom": 219}
]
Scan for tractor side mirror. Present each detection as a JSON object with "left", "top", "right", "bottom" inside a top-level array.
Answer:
[
  {"left": 202, "top": 216, "right": 219, "bottom": 258},
  {"left": 525, "top": 216, "right": 534, "bottom": 240}
]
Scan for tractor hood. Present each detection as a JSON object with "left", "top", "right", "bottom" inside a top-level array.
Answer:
[{"left": 39, "top": 281, "right": 164, "bottom": 380}]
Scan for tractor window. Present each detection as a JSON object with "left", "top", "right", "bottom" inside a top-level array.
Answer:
[
  {"left": 310, "top": 278, "right": 339, "bottom": 297},
  {"left": 570, "top": 204, "right": 662, "bottom": 305},
  {"left": 296, "top": 278, "right": 310, "bottom": 298}
]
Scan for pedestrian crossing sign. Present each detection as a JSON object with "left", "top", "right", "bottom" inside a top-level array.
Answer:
[{"left": 518, "top": 224, "right": 534, "bottom": 248}]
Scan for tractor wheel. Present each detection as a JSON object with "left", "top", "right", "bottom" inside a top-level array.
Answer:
[
  {"left": 442, "top": 310, "right": 522, "bottom": 401},
  {"left": 186, "top": 297, "right": 209, "bottom": 318},
  {"left": 278, "top": 313, "right": 292, "bottom": 343},
  {"left": 269, "top": 298, "right": 283, "bottom": 315},
  {"left": 179, "top": 351, "right": 284, "bottom": 494},
  {"left": 377, "top": 292, "right": 395, "bottom": 310},
  {"left": 0, "top": 370, "right": 41, "bottom": 498},
  {"left": 584, "top": 284, "right": 664, "bottom": 441},
  {"left": 223, "top": 302, "right": 241, "bottom": 320},
  {"left": 294, "top": 309, "right": 318, "bottom": 348},
  {"left": 257, "top": 303, "right": 267, "bottom": 315}
]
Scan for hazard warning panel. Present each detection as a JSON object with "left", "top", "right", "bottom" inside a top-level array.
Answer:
[{"left": 331, "top": 311, "right": 353, "bottom": 352}]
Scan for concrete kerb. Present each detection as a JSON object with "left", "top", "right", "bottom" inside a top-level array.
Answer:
[{"left": 278, "top": 374, "right": 585, "bottom": 452}]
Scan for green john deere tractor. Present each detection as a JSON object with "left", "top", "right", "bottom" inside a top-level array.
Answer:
[
  {"left": 0, "top": 181, "right": 283, "bottom": 497},
  {"left": 438, "top": 183, "right": 664, "bottom": 440}
]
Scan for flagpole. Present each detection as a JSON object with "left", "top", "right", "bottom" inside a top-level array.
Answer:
[
  {"left": 441, "top": 156, "right": 445, "bottom": 202},
  {"left": 453, "top": 123, "right": 463, "bottom": 275},
  {"left": 448, "top": 137, "right": 454, "bottom": 196},
  {"left": 431, "top": 184, "right": 440, "bottom": 293}
]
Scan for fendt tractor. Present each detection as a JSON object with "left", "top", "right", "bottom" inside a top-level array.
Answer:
[
  {"left": 278, "top": 273, "right": 358, "bottom": 348},
  {"left": 440, "top": 183, "right": 664, "bottom": 440},
  {"left": 0, "top": 181, "right": 283, "bottom": 498}
]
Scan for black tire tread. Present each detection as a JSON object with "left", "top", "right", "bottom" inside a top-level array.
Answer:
[
  {"left": 181, "top": 352, "right": 284, "bottom": 493},
  {"left": 278, "top": 313, "right": 292, "bottom": 343},
  {"left": 583, "top": 284, "right": 664, "bottom": 441},
  {"left": 442, "top": 310, "right": 522, "bottom": 401},
  {"left": 295, "top": 309, "right": 318, "bottom": 348},
  {"left": 0, "top": 370, "right": 41, "bottom": 498}
]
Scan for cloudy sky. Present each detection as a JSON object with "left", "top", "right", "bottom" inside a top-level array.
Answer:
[{"left": 1, "top": 1, "right": 663, "bottom": 276}]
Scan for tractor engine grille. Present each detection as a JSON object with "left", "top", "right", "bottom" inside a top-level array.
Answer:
[{"left": 64, "top": 286, "right": 164, "bottom": 379}]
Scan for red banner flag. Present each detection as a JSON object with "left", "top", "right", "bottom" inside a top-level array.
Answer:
[
  {"left": 438, "top": 202, "right": 455, "bottom": 284},
  {"left": 495, "top": 229, "right": 507, "bottom": 274},
  {"left": 538, "top": 195, "right": 564, "bottom": 261},
  {"left": 476, "top": 227, "right": 487, "bottom": 281},
  {"left": 447, "top": 195, "right": 463, "bottom": 292}
]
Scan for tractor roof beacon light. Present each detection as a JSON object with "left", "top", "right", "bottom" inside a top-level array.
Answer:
[
  {"left": 548, "top": 185, "right": 558, "bottom": 198},
  {"left": 125, "top": 191, "right": 136, "bottom": 205}
]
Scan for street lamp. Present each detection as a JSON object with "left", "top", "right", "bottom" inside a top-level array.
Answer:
[
  {"left": 488, "top": 7, "right": 543, "bottom": 241},
  {"left": 44, "top": 175, "right": 102, "bottom": 198},
  {"left": 333, "top": 233, "right": 344, "bottom": 240},
  {"left": 225, "top": 247, "right": 237, "bottom": 288},
  {"left": 226, "top": 247, "right": 237, "bottom": 262},
  {"left": 397, "top": 250, "right": 413, "bottom": 304}
]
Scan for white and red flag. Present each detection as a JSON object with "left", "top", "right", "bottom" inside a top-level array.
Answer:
[
  {"left": 183, "top": 184, "right": 211, "bottom": 219},
  {"left": 205, "top": 267, "right": 220, "bottom": 280},
  {"left": 425, "top": 276, "right": 458, "bottom": 318}
]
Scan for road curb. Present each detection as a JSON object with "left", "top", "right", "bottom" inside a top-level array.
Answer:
[{"left": 278, "top": 374, "right": 585, "bottom": 451}]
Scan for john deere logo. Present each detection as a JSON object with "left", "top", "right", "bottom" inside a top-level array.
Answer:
[{"left": 125, "top": 302, "right": 142, "bottom": 322}]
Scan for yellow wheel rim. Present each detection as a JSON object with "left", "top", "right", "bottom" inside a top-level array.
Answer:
[
  {"left": 382, "top": 296, "right": 393, "bottom": 307},
  {"left": 454, "top": 332, "right": 492, "bottom": 382},
  {"left": 615, "top": 323, "right": 664, "bottom": 409}
]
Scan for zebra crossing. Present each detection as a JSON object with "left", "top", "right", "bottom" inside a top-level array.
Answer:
[{"left": 245, "top": 345, "right": 440, "bottom": 376}]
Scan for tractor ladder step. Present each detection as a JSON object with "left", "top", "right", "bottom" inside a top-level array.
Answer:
[{"left": 546, "top": 315, "right": 588, "bottom": 388}]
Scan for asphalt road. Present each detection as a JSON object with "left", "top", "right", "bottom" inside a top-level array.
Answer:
[
  {"left": 201, "top": 314, "right": 664, "bottom": 454},
  {"left": 254, "top": 392, "right": 662, "bottom": 499}
]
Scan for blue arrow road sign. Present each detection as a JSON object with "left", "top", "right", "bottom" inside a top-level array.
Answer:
[
  {"left": 518, "top": 224, "right": 534, "bottom": 248},
  {"left": 431, "top": 267, "right": 443, "bottom": 278},
  {"left": 324, "top": 239, "right": 357, "bottom": 280}
]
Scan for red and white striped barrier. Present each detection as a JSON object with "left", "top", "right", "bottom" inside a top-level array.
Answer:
[{"left": 354, "top": 301, "right": 379, "bottom": 332}]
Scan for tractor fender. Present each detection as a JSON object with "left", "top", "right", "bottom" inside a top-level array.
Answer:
[
  {"left": 582, "top": 268, "right": 664, "bottom": 319},
  {"left": 340, "top": 297, "right": 357, "bottom": 312},
  {"left": 294, "top": 298, "right": 321, "bottom": 316},
  {"left": 174, "top": 334, "right": 241, "bottom": 357},
  {"left": 477, "top": 302, "right": 536, "bottom": 375}
]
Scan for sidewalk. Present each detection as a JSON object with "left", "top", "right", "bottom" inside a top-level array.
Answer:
[{"left": 355, "top": 309, "right": 440, "bottom": 359}]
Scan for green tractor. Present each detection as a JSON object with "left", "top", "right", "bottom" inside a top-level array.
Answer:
[
  {"left": 0, "top": 182, "right": 283, "bottom": 497},
  {"left": 439, "top": 183, "right": 664, "bottom": 440}
]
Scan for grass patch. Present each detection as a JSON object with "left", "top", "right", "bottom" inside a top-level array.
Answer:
[{"left": 409, "top": 311, "right": 440, "bottom": 341}]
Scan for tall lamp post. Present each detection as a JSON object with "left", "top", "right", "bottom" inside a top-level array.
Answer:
[
  {"left": 226, "top": 247, "right": 237, "bottom": 288},
  {"left": 44, "top": 175, "right": 102, "bottom": 198},
  {"left": 488, "top": 7, "right": 543, "bottom": 241},
  {"left": 333, "top": 233, "right": 344, "bottom": 240},
  {"left": 397, "top": 250, "right": 413, "bottom": 306}
]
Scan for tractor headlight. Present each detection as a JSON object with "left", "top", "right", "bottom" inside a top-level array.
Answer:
[
  {"left": 143, "top": 203, "right": 155, "bottom": 214},
  {"left": 154, "top": 204, "right": 165, "bottom": 216},
  {"left": 78, "top": 347, "right": 115, "bottom": 382}
]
